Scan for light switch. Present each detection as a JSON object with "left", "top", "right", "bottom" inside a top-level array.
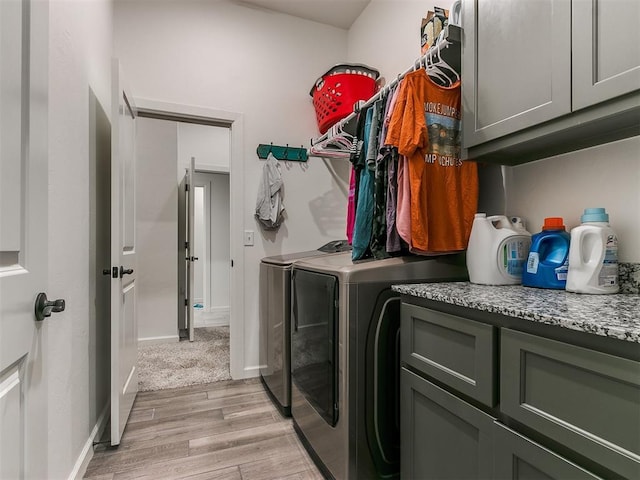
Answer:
[{"left": 244, "top": 230, "right": 254, "bottom": 246}]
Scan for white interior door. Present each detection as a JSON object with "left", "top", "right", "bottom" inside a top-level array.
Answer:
[
  {"left": 0, "top": 0, "right": 50, "bottom": 477},
  {"left": 110, "top": 59, "right": 138, "bottom": 446},
  {"left": 186, "top": 157, "right": 196, "bottom": 342}
]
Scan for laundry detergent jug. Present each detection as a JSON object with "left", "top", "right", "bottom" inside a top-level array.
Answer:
[
  {"left": 466, "top": 213, "right": 531, "bottom": 285},
  {"left": 566, "top": 208, "right": 619, "bottom": 294},
  {"left": 522, "top": 217, "right": 570, "bottom": 289}
]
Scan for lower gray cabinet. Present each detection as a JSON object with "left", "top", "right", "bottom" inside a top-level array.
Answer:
[
  {"left": 400, "top": 367, "right": 495, "bottom": 479},
  {"left": 494, "top": 423, "right": 601, "bottom": 480},
  {"left": 400, "top": 301, "right": 639, "bottom": 478},
  {"left": 501, "top": 328, "right": 640, "bottom": 479}
]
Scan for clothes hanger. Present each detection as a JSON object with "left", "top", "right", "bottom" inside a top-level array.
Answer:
[
  {"left": 425, "top": 45, "right": 451, "bottom": 86},
  {"left": 426, "top": 31, "right": 459, "bottom": 86}
]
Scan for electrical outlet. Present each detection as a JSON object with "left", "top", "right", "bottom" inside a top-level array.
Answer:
[{"left": 244, "top": 230, "right": 254, "bottom": 246}]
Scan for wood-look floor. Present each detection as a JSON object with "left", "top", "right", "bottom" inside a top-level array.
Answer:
[{"left": 84, "top": 379, "right": 324, "bottom": 480}]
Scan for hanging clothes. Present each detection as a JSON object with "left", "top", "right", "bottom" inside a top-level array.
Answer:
[
  {"left": 386, "top": 69, "right": 478, "bottom": 253},
  {"left": 380, "top": 84, "right": 404, "bottom": 253},
  {"left": 370, "top": 96, "right": 390, "bottom": 259},
  {"left": 385, "top": 150, "right": 402, "bottom": 253},
  {"left": 370, "top": 145, "right": 391, "bottom": 259},
  {"left": 255, "top": 153, "right": 285, "bottom": 230},
  {"left": 346, "top": 166, "right": 357, "bottom": 244},
  {"left": 351, "top": 107, "right": 375, "bottom": 260},
  {"left": 346, "top": 111, "right": 367, "bottom": 244},
  {"left": 395, "top": 155, "right": 412, "bottom": 245}
]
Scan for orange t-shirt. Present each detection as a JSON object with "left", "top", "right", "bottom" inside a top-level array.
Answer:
[{"left": 385, "top": 70, "right": 478, "bottom": 253}]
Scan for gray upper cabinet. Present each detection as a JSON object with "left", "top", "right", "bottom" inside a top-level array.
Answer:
[
  {"left": 462, "top": 0, "right": 572, "bottom": 148},
  {"left": 462, "top": 0, "right": 640, "bottom": 164},
  {"left": 572, "top": 0, "right": 640, "bottom": 111}
]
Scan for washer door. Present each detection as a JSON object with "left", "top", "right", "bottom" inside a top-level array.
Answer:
[{"left": 291, "top": 269, "right": 339, "bottom": 427}]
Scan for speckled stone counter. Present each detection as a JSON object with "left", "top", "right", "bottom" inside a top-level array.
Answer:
[{"left": 392, "top": 282, "right": 640, "bottom": 343}]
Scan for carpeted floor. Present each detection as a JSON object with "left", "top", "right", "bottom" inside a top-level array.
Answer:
[{"left": 137, "top": 326, "right": 231, "bottom": 391}]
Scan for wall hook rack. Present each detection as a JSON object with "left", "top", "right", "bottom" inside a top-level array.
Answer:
[{"left": 256, "top": 143, "right": 308, "bottom": 162}]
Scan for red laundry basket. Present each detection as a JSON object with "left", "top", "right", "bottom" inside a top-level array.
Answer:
[{"left": 310, "top": 64, "right": 380, "bottom": 134}]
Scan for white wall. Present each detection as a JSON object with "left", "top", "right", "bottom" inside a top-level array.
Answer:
[
  {"left": 178, "top": 122, "right": 230, "bottom": 173},
  {"left": 48, "top": 0, "right": 113, "bottom": 478},
  {"left": 348, "top": 0, "right": 454, "bottom": 81},
  {"left": 114, "top": 0, "right": 350, "bottom": 375},
  {"left": 136, "top": 117, "right": 179, "bottom": 343},
  {"left": 505, "top": 136, "right": 640, "bottom": 262}
]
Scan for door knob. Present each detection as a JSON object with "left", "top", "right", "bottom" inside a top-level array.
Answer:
[
  {"left": 34, "top": 292, "right": 66, "bottom": 321},
  {"left": 119, "top": 266, "right": 134, "bottom": 277}
]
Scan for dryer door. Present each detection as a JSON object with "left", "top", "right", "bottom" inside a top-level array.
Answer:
[
  {"left": 291, "top": 269, "right": 339, "bottom": 427},
  {"left": 365, "top": 292, "right": 402, "bottom": 477}
]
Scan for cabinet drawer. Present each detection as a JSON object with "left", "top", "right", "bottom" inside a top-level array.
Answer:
[
  {"left": 401, "top": 303, "right": 497, "bottom": 406},
  {"left": 501, "top": 328, "right": 640, "bottom": 479},
  {"left": 494, "top": 423, "right": 601, "bottom": 479},
  {"left": 401, "top": 368, "right": 495, "bottom": 480}
]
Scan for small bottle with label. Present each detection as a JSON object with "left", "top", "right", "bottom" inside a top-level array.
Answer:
[
  {"left": 566, "top": 208, "right": 619, "bottom": 294},
  {"left": 522, "top": 217, "right": 570, "bottom": 289}
]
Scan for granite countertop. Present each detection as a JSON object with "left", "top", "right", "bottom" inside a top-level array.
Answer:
[{"left": 392, "top": 282, "right": 640, "bottom": 343}]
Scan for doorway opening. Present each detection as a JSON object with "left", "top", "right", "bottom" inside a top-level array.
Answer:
[
  {"left": 135, "top": 99, "right": 245, "bottom": 382},
  {"left": 193, "top": 172, "right": 230, "bottom": 328}
]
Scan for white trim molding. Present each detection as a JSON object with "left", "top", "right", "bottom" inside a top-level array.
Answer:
[
  {"left": 69, "top": 403, "right": 110, "bottom": 480},
  {"left": 138, "top": 335, "right": 180, "bottom": 346}
]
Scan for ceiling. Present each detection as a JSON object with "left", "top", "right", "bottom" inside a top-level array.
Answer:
[{"left": 237, "top": 0, "right": 371, "bottom": 30}]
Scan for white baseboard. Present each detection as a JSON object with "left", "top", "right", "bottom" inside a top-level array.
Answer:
[
  {"left": 69, "top": 402, "right": 109, "bottom": 480},
  {"left": 138, "top": 335, "right": 180, "bottom": 346},
  {"left": 234, "top": 365, "right": 260, "bottom": 380},
  {"left": 194, "top": 306, "right": 230, "bottom": 327}
]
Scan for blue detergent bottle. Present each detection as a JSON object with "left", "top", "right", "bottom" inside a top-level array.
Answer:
[{"left": 522, "top": 217, "right": 571, "bottom": 289}]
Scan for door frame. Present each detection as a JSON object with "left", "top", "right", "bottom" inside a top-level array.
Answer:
[{"left": 134, "top": 99, "right": 245, "bottom": 380}]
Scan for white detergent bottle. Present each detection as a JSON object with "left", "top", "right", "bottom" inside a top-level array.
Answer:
[
  {"left": 466, "top": 213, "right": 532, "bottom": 285},
  {"left": 566, "top": 208, "right": 619, "bottom": 294}
]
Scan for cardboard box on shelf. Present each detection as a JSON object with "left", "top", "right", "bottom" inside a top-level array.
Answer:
[{"left": 421, "top": 6, "right": 449, "bottom": 54}]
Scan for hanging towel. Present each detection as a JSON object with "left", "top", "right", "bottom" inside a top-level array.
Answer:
[{"left": 255, "top": 153, "right": 285, "bottom": 230}]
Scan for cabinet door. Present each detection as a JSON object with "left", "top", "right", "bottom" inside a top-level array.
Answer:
[
  {"left": 401, "top": 368, "right": 494, "bottom": 479},
  {"left": 501, "top": 328, "right": 640, "bottom": 479},
  {"left": 462, "top": 0, "right": 571, "bottom": 147},
  {"left": 494, "top": 423, "right": 602, "bottom": 480},
  {"left": 572, "top": 0, "right": 640, "bottom": 110}
]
